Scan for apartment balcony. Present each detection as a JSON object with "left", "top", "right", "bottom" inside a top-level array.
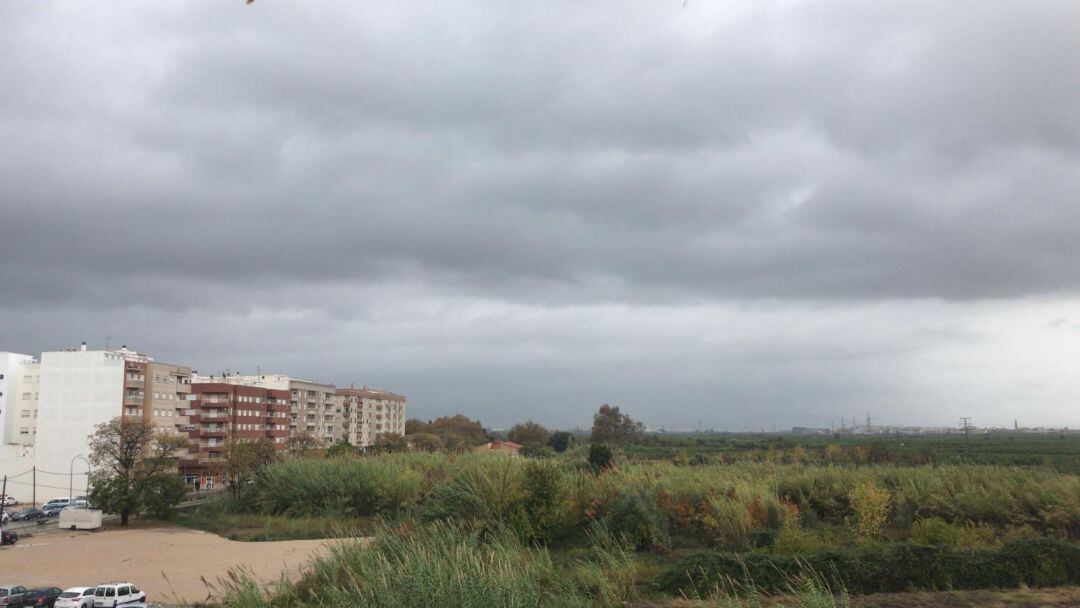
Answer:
[
  {"left": 201, "top": 413, "right": 229, "bottom": 423},
  {"left": 201, "top": 429, "right": 227, "bottom": 438},
  {"left": 124, "top": 394, "right": 144, "bottom": 405},
  {"left": 125, "top": 378, "right": 144, "bottom": 388}
]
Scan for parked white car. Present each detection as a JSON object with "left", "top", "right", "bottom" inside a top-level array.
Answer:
[
  {"left": 0, "top": 495, "right": 17, "bottom": 506},
  {"left": 92, "top": 583, "right": 145, "bottom": 608},
  {"left": 56, "top": 587, "right": 97, "bottom": 608},
  {"left": 61, "top": 500, "right": 90, "bottom": 511}
]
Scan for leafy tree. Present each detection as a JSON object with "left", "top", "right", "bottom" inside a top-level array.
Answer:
[
  {"left": 373, "top": 433, "right": 408, "bottom": 453},
  {"left": 287, "top": 430, "right": 322, "bottom": 457},
  {"left": 547, "top": 431, "right": 575, "bottom": 453},
  {"left": 507, "top": 420, "right": 550, "bottom": 446},
  {"left": 88, "top": 417, "right": 188, "bottom": 525},
  {"left": 589, "top": 404, "right": 645, "bottom": 446},
  {"left": 223, "top": 437, "right": 279, "bottom": 497},
  {"left": 406, "top": 415, "right": 489, "bottom": 451},
  {"left": 588, "top": 443, "right": 614, "bottom": 472},
  {"left": 142, "top": 473, "right": 189, "bottom": 520},
  {"left": 519, "top": 444, "right": 555, "bottom": 459},
  {"left": 326, "top": 440, "right": 357, "bottom": 459},
  {"left": 409, "top": 432, "right": 444, "bottom": 452}
]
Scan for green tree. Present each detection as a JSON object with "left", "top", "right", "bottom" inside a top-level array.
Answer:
[
  {"left": 406, "top": 415, "right": 489, "bottom": 451},
  {"left": 507, "top": 420, "right": 550, "bottom": 447},
  {"left": 373, "top": 433, "right": 408, "bottom": 453},
  {"left": 142, "top": 473, "right": 189, "bottom": 520},
  {"left": 287, "top": 430, "right": 321, "bottom": 457},
  {"left": 409, "top": 432, "right": 444, "bottom": 452},
  {"left": 224, "top": 437, "right": 280, "bottom": 497},
  {"left": 589, "top": 404, "right": 645, "bottom": 446},
  {"left": 88, "top": 417, "right": 188, "bottom": 525},
  {"left": 547, "top": 431, "right": 575, "bottom": 453},
  {"left": 326, "top": 440, "right": 357, "bottom": 459}
]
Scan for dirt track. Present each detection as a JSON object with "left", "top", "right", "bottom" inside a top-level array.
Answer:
[{"left": 0, "top": 524, "right": 335, "bottom": 605}]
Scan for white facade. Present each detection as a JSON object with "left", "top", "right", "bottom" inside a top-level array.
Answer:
[
  {"left": 0, "top": 352, "right": 35, "bottom": 445},
  {"left": 0, "top": 349, "right": 128, "bottom": 503},
  {"left": 32, "top": 350, "right": 126, "bottom": 499}
]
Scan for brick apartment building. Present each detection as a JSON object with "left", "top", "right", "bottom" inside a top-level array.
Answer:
[{"left": 180, "top": 382, "right": 291, "bottom": 488}]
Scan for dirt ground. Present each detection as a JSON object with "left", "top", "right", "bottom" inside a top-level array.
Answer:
[{"left": 0, "top": 523, "right": 337, "bottom": 605}]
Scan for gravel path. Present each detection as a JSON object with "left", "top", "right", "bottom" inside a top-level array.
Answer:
[{"left": 0, "top": 524, "right": 337, "bottom": 605}]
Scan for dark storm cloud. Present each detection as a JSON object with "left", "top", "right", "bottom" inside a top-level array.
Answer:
[
  {"left": 2, "top": 1, "right": 1079, "bottom": 428},
  {"left": 3, "top": 0, "right": 1079, "bottom": 311}
]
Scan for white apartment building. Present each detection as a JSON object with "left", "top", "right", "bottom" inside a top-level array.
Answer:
[
  {"left": 335, "top": 385, "right": 406, "bottom": 447},
  {"left": 0, "top": 352, "right": 37, "bottom": 445},
  {"left": 0, "top": 344, "right": 193, "bottom": 503}
]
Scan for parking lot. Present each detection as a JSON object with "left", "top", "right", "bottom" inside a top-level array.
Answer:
[{"left": 0, "top": 524, "right": 336, "bottom": 604}]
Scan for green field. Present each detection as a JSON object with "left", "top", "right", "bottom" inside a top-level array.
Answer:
[{"left": 179, "top": 434, "right": 1080, "bottom": 607}]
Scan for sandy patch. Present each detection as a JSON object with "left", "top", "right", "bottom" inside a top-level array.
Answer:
[{"left": 0, "top": 525, "right": 338, "bottom": 604}]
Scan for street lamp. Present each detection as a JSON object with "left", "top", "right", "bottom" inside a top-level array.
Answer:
[{"left": 69, "top": 454, "right": 91, "bottom": 501}]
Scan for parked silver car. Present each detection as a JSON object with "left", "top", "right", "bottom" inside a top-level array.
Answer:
[{"left": 0, "top": 585, "right": 28, "bottom": 607}]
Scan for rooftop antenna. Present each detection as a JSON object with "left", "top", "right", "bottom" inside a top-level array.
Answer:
[{"left": 105, "top": 336, "right": 111, "bottom": 349}]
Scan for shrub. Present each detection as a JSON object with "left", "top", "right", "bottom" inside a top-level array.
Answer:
[
  {"left": 588, "top": 444, "right": 614, "bottom": 472},
  {"left": 701, "top": 495, "right": 752, "bottom": 550},
  {"left": 655, "top": 539, "right": 1080, "bottom": 596},
  {"left": 520, "top": 444, "right": 555, "bottom": 459},
  {"left": 772, "top": 527, "right": 827, "bottom": 554},
  {"left": 520, "top": 460, "right": 574, "bottom": 542},
  {"left": 602, "top": 491, "right": 670, "bottom": 551},
  {"left": 848, "top": 481, "right": 890, "bottom": 538}
]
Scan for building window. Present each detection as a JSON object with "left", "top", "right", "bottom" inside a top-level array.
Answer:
[
  {"left": 22, "top": 393, "right": 30, "bottom": 400},
  {"left": 21, "top": 410, "right": 30, "bottom": 417}
]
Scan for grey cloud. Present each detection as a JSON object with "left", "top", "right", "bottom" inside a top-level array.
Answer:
[{"left": 2, "top": 1, "right": 1080, "bottom": 429}]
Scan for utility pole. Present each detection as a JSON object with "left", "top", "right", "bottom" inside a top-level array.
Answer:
[
  {"left": 32, "top": 466, "right": 36, "bottom": 507},
  {"left": 960, "top": 417, "right": 973, "bottom": 439},
  {"left": 0, "top": 476, "right": 7, "bottom": 531}
]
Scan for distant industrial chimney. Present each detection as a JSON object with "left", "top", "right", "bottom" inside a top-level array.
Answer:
[{"left": 80, "top": 341, "right": 87, "bottom": 352}]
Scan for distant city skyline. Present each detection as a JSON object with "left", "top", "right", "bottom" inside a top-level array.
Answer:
[{"left": 3, "top": 2, "right": 1080, "bottom": 430}]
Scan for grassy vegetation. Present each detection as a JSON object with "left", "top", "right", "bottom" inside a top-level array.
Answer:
[
  {"left": 175, "top": 499, "right": 378, "bottom": 541},
  {"left": 623, "top": 432, "right": 1080, "bottom": 473},
  {"left": 187, "top": 436, "right": 1080, "bottom": 605},
  {"left": 219, "top": 522, "right": 637, "bottom": 608}
]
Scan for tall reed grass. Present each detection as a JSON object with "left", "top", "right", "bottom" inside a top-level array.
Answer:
[
  {"left": 219, "top": 521, "right": 636, "bottom": 608},
  {"left": 237, "top": 453, "right": 1080, "bottom": 545}
]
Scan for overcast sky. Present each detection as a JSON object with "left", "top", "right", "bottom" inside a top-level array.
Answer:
[{"left": 2, "top": 1, "right": 1079, "bottom": 430}]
